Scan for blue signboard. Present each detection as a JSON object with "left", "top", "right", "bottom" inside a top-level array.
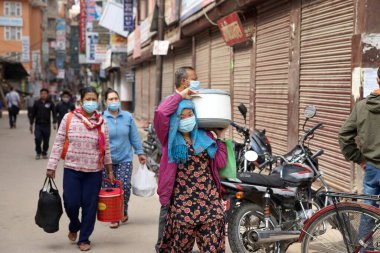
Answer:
[{"left": 123, "top": 0, "right": 134, "bottom": 32}]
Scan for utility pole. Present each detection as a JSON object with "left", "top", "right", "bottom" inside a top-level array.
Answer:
[{"left": 155, "top": 0, "right": 164, "bottom": 106}]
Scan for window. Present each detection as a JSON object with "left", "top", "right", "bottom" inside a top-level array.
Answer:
[
  {"left": 4, "top": 27, "right": 22, "bottom": 40},
  {"left": 4, "top": 1, "right": 22, "bottom": 17}
]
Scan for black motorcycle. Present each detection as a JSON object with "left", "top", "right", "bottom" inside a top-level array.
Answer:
[
  {"left": 142, "top": 123, "right": 162, "bottom": 175},
  {"left": 231, "top": 103, "right": 273, "bottom": 173},
  {"left": 222, "top": 105, "right": 329, "bottom": 253}
]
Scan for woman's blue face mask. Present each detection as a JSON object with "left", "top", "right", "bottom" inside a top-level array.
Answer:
[{"left": 178, "top": 116, "right": 196, "bottom": 133}]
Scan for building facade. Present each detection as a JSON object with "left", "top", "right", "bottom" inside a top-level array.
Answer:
[{"left": 119, "top": 0, "right": 380, "bottom": 192}]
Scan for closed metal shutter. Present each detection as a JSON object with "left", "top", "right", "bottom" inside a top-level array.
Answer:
[
  {"left": 195, "top": 30, "right": 211, "bottom": 87},
  {"left": 150, "top": 61, "right": 156, "bottom": 122},
  {"left": 232, "top": 19, "right": 254, "bottom": 141},
  {"left": 134, "top": 66, "right": 143, "bottom": 119},
  {"left": 210, "top": 27, "right": 231, "bottom": 91},
  {"left": 141, "top": 63, "right": 150, "bottom": 120},
  {"left": 174, "top": 45, "right": 192, "bottom": 71},
  {"left": 255, "top": 0, "right": 291, "bottom": 155},
  {"left": 300, "top": 0, "right": 354, "bottom": 191},
  {"left": 162, "top": 52, "right": 174, "bottom": 99}
]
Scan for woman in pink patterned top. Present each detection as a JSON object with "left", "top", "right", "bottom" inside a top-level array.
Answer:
[{"left": 46, "top": 87, "right": 113, "bottom": 252}]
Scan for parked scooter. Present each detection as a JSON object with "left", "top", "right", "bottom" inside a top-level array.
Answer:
[
  {"left": 142, "top": 123, "right": 162, "bottom": 175},
  {"left": 223, "top": 105, "right": 329, "bottom": 253}
]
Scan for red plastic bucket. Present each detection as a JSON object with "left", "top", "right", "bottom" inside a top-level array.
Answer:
[{"left": 97, "top": 179, "right": 124, "bottom": 222}]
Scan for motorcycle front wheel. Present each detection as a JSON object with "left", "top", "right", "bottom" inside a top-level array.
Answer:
[{"left": 228, "top": 203, "right": 281, "bottom": 253}]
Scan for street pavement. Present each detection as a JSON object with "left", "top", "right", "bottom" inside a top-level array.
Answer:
[{"left": 0, "top": 113, "right": 301, "bottom": 253}]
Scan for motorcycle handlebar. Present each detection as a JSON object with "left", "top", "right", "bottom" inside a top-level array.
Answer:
[
  {"left": 311, "top": 149, "right": 324, "bottom": 159},
  {"left": 304, "top": 123, "right": 323, "bottom": 140},
  {"left": 230, "top": 121, "right": 249, "bottom": 135}
]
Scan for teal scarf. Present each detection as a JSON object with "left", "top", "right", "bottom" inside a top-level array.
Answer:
[{"left": 168, "top": 100, "right": 217, "bottom": 164}]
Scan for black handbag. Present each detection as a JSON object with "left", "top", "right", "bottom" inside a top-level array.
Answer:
[{"left": 35, "top": 177, "right": 63, "bottom": 233}]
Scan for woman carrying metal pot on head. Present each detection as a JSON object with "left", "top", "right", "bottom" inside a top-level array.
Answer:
[
  {"left": 46, "top": 86, "right": 113, "bottom": 252},
  {"left": 154, "top": 87, "right": 227, "bottom": 253},
  {"left": 102, "top": 88, "right": 146, "bottom": 229}
]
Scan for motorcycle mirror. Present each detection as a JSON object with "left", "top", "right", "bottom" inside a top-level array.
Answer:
[
  {"left": 304, "top": 105, "right": 317, "bottom": 119},
  {"left": 238, "top": 103, "right": 247, "bottom": 123},
  {"left": 245, "top": 150, "right": 258, "bottom": 162}
]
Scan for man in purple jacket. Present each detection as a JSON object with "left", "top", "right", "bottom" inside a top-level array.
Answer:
[{"left": 154, "top": 66, "right": 227, "bottom": 252}]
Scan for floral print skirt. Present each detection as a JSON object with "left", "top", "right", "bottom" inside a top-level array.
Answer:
[{"left": 159, "top": 143, "right": 225, "bottom": 253}]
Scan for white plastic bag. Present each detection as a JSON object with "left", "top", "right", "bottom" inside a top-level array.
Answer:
[{"left": 132, "top": 164, "right": 156, "bottom": 197}]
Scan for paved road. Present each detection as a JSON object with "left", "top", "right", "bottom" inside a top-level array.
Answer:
[{"left": 0, "top": 113, "right": 301, "bottom": 253}]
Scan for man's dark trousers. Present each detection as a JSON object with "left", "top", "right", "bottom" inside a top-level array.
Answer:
[
  {"left": 8, "top": 107, "right": 17, "bottom": 128},
  {"left": 35, "top": 124, "right": 51, "bottom": 155}
]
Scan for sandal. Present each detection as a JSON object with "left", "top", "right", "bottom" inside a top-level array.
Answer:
[
  {"left": 68, "top": 231, "right": 77, "bottom": 242},
  {"left": 109, "top": 222, "right": 119, "bottom": 229},
  {"left": 121, "top": 215, "right": 129, "bottom": 223},
  {"left": 79, "top": 243, "right": 91, "bottom": 251}
]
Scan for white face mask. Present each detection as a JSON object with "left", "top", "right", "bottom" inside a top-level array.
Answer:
[{"left": 62, "top": 97, "right": 70, "bottom": 103}]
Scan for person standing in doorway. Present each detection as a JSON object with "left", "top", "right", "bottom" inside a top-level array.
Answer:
[
  {"left": 5, "top": 86, "right": 20, "bottom": 128},
  {"left": 46, "top": 86, "right": 113, "bottom": 251},
  {"left": 103, "top": 88, "right": 146, "bottom": 228},
  {"left": 30, "top": 88, "right": 57, "bottom": 160},
  {"left": 339, "top": 67, "right": 380, "bottom": 252},
  {"left": 56, "top": 90, "right": 75, "bottom": 128}
]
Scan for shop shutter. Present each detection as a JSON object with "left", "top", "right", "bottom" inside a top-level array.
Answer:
[
  {"left": 255, "top": 0, "right": 291, "bottom": 155},
  {"left": 134, "top": 66, "right": 143, "bottom": 119},
  {"left": 150, "top": 61, "right": 156, "bottom": 122},
  {"left": 141, "top": 63, "right": 150, "bottom": 120},
  {"left": 210, "top": 27, "right": 231, "bottom": 92},
  {"left": 195, "top": 30, "right": 211, "bottom": 87},
  {"left": 174, "top": 44, "right": 192, "bottom": 71},
  {"left": 299, "top": 0, "right": 354, "bottom": 191},
  {"left": 232, "top": 19, "right": 254, "bottom": 141},
  {"left": 162, "top": 52, "right": 174, "bottom": 99}
]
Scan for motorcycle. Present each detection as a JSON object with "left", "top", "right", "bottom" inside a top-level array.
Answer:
[
  {"left": 222, "top": 105, "right": 329, "bottom": 253},
  {"left": 142, "top": 123, "right": 162, "bottom": 175},
  {"left": 231, "top": 103, "right": 273, "bottom": 173}
]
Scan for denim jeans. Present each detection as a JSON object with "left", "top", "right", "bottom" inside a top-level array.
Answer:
[{"left": 359, "top": 163, "right": 380, "bottom": 252}]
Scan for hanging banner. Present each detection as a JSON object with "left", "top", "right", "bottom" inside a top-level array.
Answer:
[
  {"left": 79, "top": 0, "right": 87, "bottom": 53},
  {"left": 123, "top": 0, "right": 134, "bottom": 32},
  {"left": 99, "top": 1, "right": 129, "bottom": 37},
  {"left": 217, "top": 12, "right": 247, "bottom": 46},
  {"left": 86, "top": 0, "right": 102, "bottom": 22},
  {"left": 181, "top": 0, "right": 214, "bottom": 21},
  {"left": 56, "top": 18, "right": 66, "bottom": 51},
  {"left": 21, "top": 36, "right": 30, "bottom": 63},
  {"left": 86, "top": 32, "right": 99, "bottom": 63}
]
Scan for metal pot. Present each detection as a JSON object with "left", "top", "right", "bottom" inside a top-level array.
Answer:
[{"left": 192, "top": 89, "right": 231, "bottom": 128}]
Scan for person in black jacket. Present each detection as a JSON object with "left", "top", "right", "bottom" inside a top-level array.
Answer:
[
  {"left": 55, "top": 90, "right": 75, "bottom": 128},
  {"left": 30, "top": 88, "right": 57, "bottom": 160}
]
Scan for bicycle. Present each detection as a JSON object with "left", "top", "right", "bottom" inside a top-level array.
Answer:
[{"left": 300, "top": 191, "right": 380, "bottom": 253}]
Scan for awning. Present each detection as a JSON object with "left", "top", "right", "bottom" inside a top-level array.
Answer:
[{"left": 0, "top": 57, "right": 29, "bottom": 79}]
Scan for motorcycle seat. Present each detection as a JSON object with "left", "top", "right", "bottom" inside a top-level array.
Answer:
[{"left": 237, "top": 172, "right": 285, "bottom": 188}]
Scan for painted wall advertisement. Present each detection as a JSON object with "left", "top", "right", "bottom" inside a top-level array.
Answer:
[
  {"left": 111, "top": 33, "right": 128, "bottom": 53},
  {"left": 181, "top": 0, "right": 214, "bottom": 21},
  {"left": 21, "top": 36, "right": 30, "bottom": 63}
]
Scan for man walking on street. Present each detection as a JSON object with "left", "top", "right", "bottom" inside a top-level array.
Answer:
[
  {"left": 154, "top": 66, "right": 198, "bottom": 252},
  {"left": 30, "top": 88, "right": 57, "bottom": 160},
  {"left": 55, "top": 90, "right": 75, "bottom": 128},
  {"left": 339, "top": 67, "right": 380, "bottom": 251},
  {"left": 5, "top": 86, "right": 20, "bottom": 128},
  {"left": 25, "top": 92, "right": 35, "bottom": 124}
]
